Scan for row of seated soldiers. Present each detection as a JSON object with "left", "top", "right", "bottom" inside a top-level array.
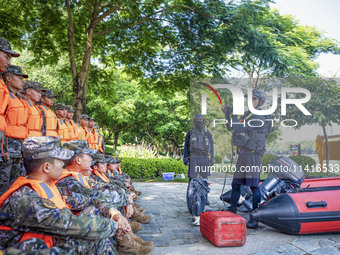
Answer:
[
  {"left": 0, "top": 64, "right": 105, "bottom": 195},
  {"left": 0, "top": 38, "right": 153, "bottom": 254},
  {"left": 0, "top": 137, "right": 153, "bottom": 255}
]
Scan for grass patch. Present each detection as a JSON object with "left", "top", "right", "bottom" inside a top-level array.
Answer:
[{"left": 105, "top": 144, "right": 114, "bottom": 154}]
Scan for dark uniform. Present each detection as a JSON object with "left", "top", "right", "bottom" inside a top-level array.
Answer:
[
  {"left": 183, "top": 114, "right": 214, "bottom": 178},
  {"left": 225, "top": 89, "right": 271, "bottom": 229}
]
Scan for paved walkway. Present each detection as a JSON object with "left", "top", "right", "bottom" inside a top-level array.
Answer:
[{"left": 133, "top": 175, "right": 340, "bottom": 255}]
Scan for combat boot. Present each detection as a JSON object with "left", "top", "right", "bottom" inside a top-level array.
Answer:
[
  {"left": 129, "top": 221, "right": 142, "bottom": 233},
  {"left": 132, "top": 209, "right": 152, "bottom": 224},
  {"left": 246, "top": 218, "right": 258, "bottom": 229},
  {"left": 133, "top": 202, "right": 140, "bottom": 208},
  {"left": 134, "top": 206, "right": 146, "bottom": 214},
  {"left": 130, "top": 232, "right": 154, "bottom": 247},
  {"left": 116, "top": 232, "right": 152, "bottom": 255}
]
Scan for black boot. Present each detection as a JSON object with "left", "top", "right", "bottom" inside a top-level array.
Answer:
[
  {"left": 227, "top": 206, "right": 237, "bottom": 214},
  {"left": 246, "top": 218, "right": 258, "bottom": 229}
]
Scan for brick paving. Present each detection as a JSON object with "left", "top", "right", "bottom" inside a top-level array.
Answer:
[{"left": 133, "top": 175, "right": 340, "bottom": 255}]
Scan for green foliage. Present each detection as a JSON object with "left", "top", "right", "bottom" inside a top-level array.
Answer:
[
  {"left": 119, "top": 144, "right": 157, "bottom": 159},
  {"left": 262, "top": 154, "right": 279, "bottom": 167},
  {"left": 121, "top": 157, "right": 187, "bottom": 179},
  {"left": 214, "top": 155, "right": 222, "bottom": 164},
  {"left": 288, "top": 155, "right": 316, "bottom": 169}
]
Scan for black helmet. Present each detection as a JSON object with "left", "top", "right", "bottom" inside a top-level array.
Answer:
[
  {"left": 193, "top": 114, "right": 205, "bottom": 121},
  {"left": 251, "top": 89, "right": 265, "bottom": 107},
  {"left": 193, "top": 114, "right": 204, "bottom": 129}
]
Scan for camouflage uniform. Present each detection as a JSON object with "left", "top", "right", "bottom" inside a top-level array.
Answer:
[
  {"left": 0, "top": 137, "right": 118, "bottom": 254},
  {"left": 3, "top": 238, "right": 76, "bottom": 255},
  {"left": 56, "top": 174, "right": 127, "bottom": 208},
  {"left": 60, "top": 141, "right": 129, "bottom": 207},
  {"left": 0, "top": 66, "right": 28, "bottom": 196}
]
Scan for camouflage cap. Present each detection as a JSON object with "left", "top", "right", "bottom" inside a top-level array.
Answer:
[
  {"left": 54, "top": 103, "right": 66, "bottom": 110},
  {"left": 0, "top": 38, "right": 20, "bottom": 57},
  {"left": 107, "top": 157, "right": 117, "bottom": 164},
  {"left": 94, "top": 122, "right": 99, "bottom": 129},
  {"left": 42, "top": 89, "right": 57, "bottom": 98},
  {"left": 65, "top": 105, "right": 75, "bottom": 113},
  {"left": 88, "top": 116, "right": 95, "bottom": 121},
  {"left": 92, "top": 153, "right": 108, "bottom": 164},
  {"left": 22, "top": 136, "right": 74, "bottom": 160},
  {"left": 24, "top": 81, "right": 46, "bottom": 92},
  {"left": 62, "top": 140, "right": 97, "bottom": 155},
  {"left": 4, "top": 65, "right": 28, "bottom": 78},
  {"left": 79, "top": 114, "right": 89, "bottom": 120},
  {"left": 116, "top": 157, "right": 121, "bottom": 163}
]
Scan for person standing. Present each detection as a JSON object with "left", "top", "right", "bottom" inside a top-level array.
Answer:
[
  {"left": 183, "top": 114, "right": 214, "bottom": 225},
  {"left": 65, "top": 105, "right": 77, "bottom": 140},
  {"left": 0, "top": 65, "right": 28, "bottom": 194},
  {"left": 22, "top": 81, "right": 45, "bottom": 137},
  {"left": 54, "top": 103, "right": 70, "bottom": 143},
  {"left": 223, "top": 89, "right": 271, "bottom": 229},
  {"left": 37, "top": 89, "right": 58, "bottom": 137}
]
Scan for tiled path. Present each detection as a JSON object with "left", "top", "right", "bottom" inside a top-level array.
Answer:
[{"left": 134, "top": 176, "right": 340, "bottom": 255}]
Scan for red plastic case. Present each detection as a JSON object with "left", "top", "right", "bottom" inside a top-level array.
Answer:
[{"left": 200, "top": 211, "right": 246, "bottom": 247}]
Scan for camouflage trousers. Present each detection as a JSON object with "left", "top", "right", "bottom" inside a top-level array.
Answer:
[
  {"left": 2, "top": 238, "right": 76, "bottom": 255},
  {"left": 54, "top": 207, "right": 118, "bottom": 255},
  {"left": 0, "top": 158, "right": 26, "bottom": 196}
]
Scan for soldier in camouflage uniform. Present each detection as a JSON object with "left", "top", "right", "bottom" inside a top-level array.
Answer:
[
  {"left": 58, "top": 140, "right": 153, "bottom": 254},
  {"left": 0, "top": 65, "right": 28, "bottom": 195},
  {"left": 0, "top": 136, "right": 122, "bottom": 254}
]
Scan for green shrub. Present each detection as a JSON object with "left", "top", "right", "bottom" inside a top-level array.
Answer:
[
  {"left": 121, "top": 157, "right": 187, "bottom": 179},
  {"left": 214, "top": 155, "right": 222, "bottom": 164},
  {"left": 288, "top": 155, "right": 316, "bottom": 169},
  {"left": 262, "top": 154, "right": 279, "bottom": 167},
  {"left": 118, "top": 144, "right": 157, "bottom": 159}
]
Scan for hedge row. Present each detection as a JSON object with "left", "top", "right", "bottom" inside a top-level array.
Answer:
[{"left": 121, "top": 157, "right": 187, "bottom": 179}]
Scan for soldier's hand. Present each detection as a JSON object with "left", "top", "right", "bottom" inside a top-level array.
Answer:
[
  {"left": 123, "top": 204, "right": 134, "bottom": 219},
  {"left": 4, "top": 152, "right": 10, "bottom": 161},
  {"left": 112, "top": 213, "right": 131, "bottom": 239},
  {"left": 127, "top": 194, "right": 134, "bottom": 204}
]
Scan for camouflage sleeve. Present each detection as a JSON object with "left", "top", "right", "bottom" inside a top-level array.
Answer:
[
  {"left": 0, "top": 187, "right": 118, "bottom": 241},
  {"left": 59, "top": 188, "right": 118, "bottom": 217},
  {"left": 56, "top": 176, "right": 123, "bottom": 208},
  {"left": 88, "top": 176, "right": 129, "bottom": 207}
]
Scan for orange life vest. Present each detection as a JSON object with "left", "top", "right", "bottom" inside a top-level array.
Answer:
[
  {"left": 57, "top": 169, "right": 91, "bottom": 188},
  {"left": 0, "top": 79, "right": 10, "bottom": 132},
  {"left": 98, "top": 133, "right": 104, "bottom": 153},
  {"left": 117, "top": 167, "right": 122, "bottom": 175},
  {"left": 37, "top": 105, "right": 58, "bottom": 137},
  {"left": 87, "top": 128, "right": 98, "bottom": 150},
  {"left": 65, "top": 120, "right": 76, "bottom": 140},
  {"left": 5, "top": 92, "right": 28, "bottom": 139},
  {"left": 70, "top": 120, "right": 78, "bottom": 139},
  {"left": 93, "top": 170, "right": 110, "bottom": 183},
  {"left": 24, "top": 100, "right": 43, "bottom": 137},
  {"left": 57, "top": 118, "right": 70, "bottom": 143},
  {"left": 76, "top": 124, "right": 87, "bottom": 140},
  {"left": 0, "top": 176, "right": 68, "bottom": 248}
]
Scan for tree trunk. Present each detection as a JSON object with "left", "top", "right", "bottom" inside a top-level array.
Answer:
[
  {"left": 321, "top": 121, "right": 330, "bottom": 175},
  {"left": 73, "top": 26, "right": 94, "bottom": 121},
  {"left": 114, "top": 131, "right": 120, "bottom": 152}
]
